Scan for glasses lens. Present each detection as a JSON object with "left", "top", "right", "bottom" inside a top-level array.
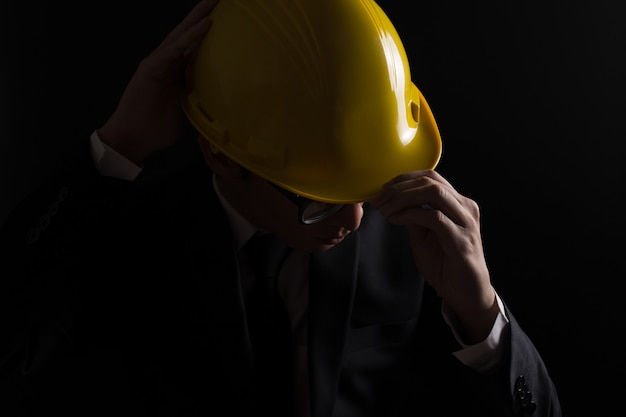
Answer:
[
  {"left": 301, "top": 202, "right": 344, "bottom": 224},
  {"left": 267, "top": 180, "right": 343, "bottom": 224}
]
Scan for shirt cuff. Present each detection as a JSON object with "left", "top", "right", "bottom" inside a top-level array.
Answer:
[
  {"left": 443, "top": 291, "right": 510, "bottom": 373},
  {"left": 90, "top": 130, "right": 143, "bottom": 181}
]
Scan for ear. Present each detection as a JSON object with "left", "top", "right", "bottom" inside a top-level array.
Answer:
[{"left": 197, "top": 136, "right": 244, "bottom": 179}]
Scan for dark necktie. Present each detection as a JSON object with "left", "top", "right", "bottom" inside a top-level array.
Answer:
[{"left": 243, "top": 233, "right": 294, "bottom": 416}]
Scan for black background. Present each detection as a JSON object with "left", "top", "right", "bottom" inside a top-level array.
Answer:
[{"left": 1, "top": 1, "right": 625, "bottom": 415}]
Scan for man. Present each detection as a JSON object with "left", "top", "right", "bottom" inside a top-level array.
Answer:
[{"left": 0, "top": 0, "right": 561, "bottom": 416}]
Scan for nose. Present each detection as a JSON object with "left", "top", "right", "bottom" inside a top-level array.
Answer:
[{"left": 326, "top": 203, "right": 364, "bottom": 231}]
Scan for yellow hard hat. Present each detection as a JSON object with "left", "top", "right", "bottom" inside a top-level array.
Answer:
[{"left": 182, "top": 0, "right": 442, "bottom": 203}]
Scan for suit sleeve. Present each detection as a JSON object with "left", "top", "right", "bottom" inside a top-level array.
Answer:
[
  {"left": 0, "top": 139, "right": 144, "bottom": 416},
  {"left": 505, "top": 304, "right": 563, "bottom": 417},
  {"left": 431, "top": 299, "right": 563, "bottom": 417}
]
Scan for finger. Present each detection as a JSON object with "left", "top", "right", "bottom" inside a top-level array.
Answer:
[
  {"left": 161, "top": 0, "right": 220, "bottom": 46},
  {"left": 370, "top": 172, "right": 475, "bottom": 227},
  {"left": 158, "top": 5, "right": 216, "bottom": 60},
  {"left": 168, "top": 14, "right": 213, "bottom": 58},
  {"left": 383, "top": 170, "right": 455, "bottom": 191},
  {"left": 378, "top": 184, "right": 471, "bottom": 228},
  {"left": 386, "top": 206, "right": 467, "bottom": 255},
  {"left": 370, "top": 171, "right": 456, "bottom": 207},
  {"left": 375, "top": 170, "right": 472, "bottom": 212},
  {"left": 145, "top": 5, "right": 216, "bottom": 79}
]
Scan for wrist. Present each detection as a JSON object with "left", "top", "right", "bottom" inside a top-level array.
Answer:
[
  {"left": 447, "top": 289, "right": 499, "bottom": 345},
  {"left": 97, "top": 126, "right": 149, "bottom": 166}
]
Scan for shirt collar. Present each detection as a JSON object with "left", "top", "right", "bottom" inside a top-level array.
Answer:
[{"left": 212, "top": 174, "right": 258, "bottom": 251}]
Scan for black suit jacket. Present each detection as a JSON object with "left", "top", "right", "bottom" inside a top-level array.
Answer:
[{"left": 0, "top": 142, "right": 562, "bottom": 416}]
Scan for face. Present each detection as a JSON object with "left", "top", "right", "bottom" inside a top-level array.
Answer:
[
  {"left": 217, "top": 172, "right": 364, "bottom": 253},
  {"left": 198, "top": 138, "right": 365, "bottom": 252}
]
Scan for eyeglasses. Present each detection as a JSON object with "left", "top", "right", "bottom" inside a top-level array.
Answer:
[{"left": 269, "top": 182, "right": 344, "bottom": 225}]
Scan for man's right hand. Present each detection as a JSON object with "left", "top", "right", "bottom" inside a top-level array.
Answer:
[{"left": 97, "top": 0, "right": 219, "bottom": 165}]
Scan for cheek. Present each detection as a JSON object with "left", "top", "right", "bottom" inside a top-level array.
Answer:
[
  {"left": 324, "top": 203, "right": 364, "bottom": 231},
  {"left": 285, "top": 230, "right": 331, "bottom": 253},
  {"left": 271, "top": 220, "right": 326, "bottom": 252},
  {"left": 255, "top": 190, "right": 300, "bottom": 233}
]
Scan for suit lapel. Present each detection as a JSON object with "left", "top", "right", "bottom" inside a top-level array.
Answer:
[
  {"left": 184, "top": 165, "right": 257, "bottom": 411},
  {"left": 308, "top": 230, "right": 360, "bottom": 417},
  {"left": 179, "top": 162, "right": 362, "bottom": 415}
]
